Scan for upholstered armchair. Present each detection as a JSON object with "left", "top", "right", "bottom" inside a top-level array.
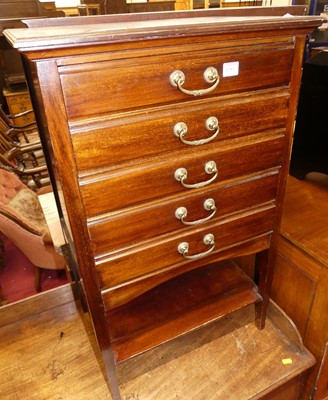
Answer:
[{"left": 0, "top": 168, "right": 66, "bottom": 293}]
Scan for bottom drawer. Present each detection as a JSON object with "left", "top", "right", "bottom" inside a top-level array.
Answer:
[
  {"left": 88, "top": 170, "right": 279, "bottom": 255},
  {"left": 96, "top": 204, "right": 276, "bottom": 295},
  {"left": 11, "top": 112, "right": 35, "bottom": 127}
]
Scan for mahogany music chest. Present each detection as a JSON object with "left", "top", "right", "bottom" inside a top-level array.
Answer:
[{"left": 4, "top": 10, "right": 322, "bottom": 399}]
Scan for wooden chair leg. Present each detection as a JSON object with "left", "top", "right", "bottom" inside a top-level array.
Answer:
[
  {"left": 0, "top": 237, "right": 7, "bottom": 305},
  {"left": 34, "top": 266, "right": 42, "bottom": 292},
  {"left": 0, "top": 283, "right": 7, "bottom": 306},
  {"left": 0, "top": 236, "right": 4, "bottom": 268}
]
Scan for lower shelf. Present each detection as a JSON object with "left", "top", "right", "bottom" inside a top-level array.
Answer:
[
  {"left": 0, "top": 288, "right": 315, "bottom": 400},
  {"left": 106, "top": 259, "right": 262, "bottom": 363}
]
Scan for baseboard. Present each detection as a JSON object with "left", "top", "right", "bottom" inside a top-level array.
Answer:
[{"left": 0, "top": 282, "right": 76, "bottom": 327}]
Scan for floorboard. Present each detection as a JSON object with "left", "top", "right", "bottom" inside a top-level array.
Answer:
[{"left": 0, "top": 287, "right": 315, "bottom": 400}]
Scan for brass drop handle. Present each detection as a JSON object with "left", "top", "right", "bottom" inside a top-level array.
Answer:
[
  {"left": 177, "top": 233, "right": 215, "bottom": 260},
  {"left": 175, "top": 198, "right": 217, "bottom": 226},
  {"left": 174, "top": 117, "right": 219, "bottom": 146},
  {"left": 174, "top": 161, "right": 218, "bottom": 189},
  {"left": 169, "top": 67, "right": 220, "bottom": 96}
]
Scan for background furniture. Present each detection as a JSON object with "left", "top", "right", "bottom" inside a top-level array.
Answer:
[
  {"left": 0, "top": 105, "right": 37, "bottom": 144},
  {"left": 0, "top": 236, "right": 5, "bottom": 305},
  {"left": 271, "top": 176, "right": 328, "bottom": 400},
  {"left": 6, "top": 9, "right": 322, "bottom": 400},
  {"left": 126, "top": 1, "right": 176, "bottom": 12},
  {"left": 105, "top": 0, "right": 128, "bottom": 14},
  {"left": 289, "top": 51, "right": 328, "bottom": 179},
  {"left": 0, "top": 286, "right": 5, "bottom": 306},
  {"left": 0, "top": 105, "right": 49, "bottom": 189},
  {"left": 0, "top": 0, "right": 62, "bottom": 19},
  {"left": 3, "top": 85, "right": 35, "bottom": 126},
  {"left": 0, "top": 3, "right": 53, "bottom": 187},
  {"left": 80, "top": 0, "right": 106, "bottom": 15},
  {"left": 306, "top": 0, "right": 328, "bottom": 55},
  {"left": 0, "top": 168, "right": 66, "bottom": 292},
  {"left": 220, "top": 0, "right": 262, "bottom": 6},
  {"left": 174, "top": 0, "right": 193, "bottom": 9},
  {"left": 0, "top": 0, "right": 63, "bottom": 105},
  {"left": 0, "top": 19, "right": 27, "bottom": 105}
]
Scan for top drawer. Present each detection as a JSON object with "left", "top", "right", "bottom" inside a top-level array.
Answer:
[{"left": 59, "top": 41, "right": 295, "bottom": 119}]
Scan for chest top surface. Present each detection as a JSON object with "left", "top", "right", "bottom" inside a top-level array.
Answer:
[{"left": 3, "top": 11, "right": 323, "bottom": 55}]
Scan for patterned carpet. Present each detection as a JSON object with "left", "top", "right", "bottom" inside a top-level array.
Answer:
[{"left": 0, "top": 232, "right": 68, "bottom": 305}]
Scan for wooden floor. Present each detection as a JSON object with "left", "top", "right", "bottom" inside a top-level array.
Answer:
[{"left": 0, "top": 284, "right": 315, "bottom": 400}]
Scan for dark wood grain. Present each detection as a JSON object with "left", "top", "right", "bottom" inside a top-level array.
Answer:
[
  {"left": 271, "top": 176, "right": 328, "bottom": 400},
  {"left": 28, "top": 60, "right": 121, "bottom": 399},
  {"left": 107, "top": 259, "right": 261, "bottom": 362},
  {"left": 88, "top": 170, "right": 279, "bottom": 255},
  {"left": 127, "top": 1, "right": 175, "bottom": 13},
  {"left": 59, "top": 43, "right": 293, "bottom": 119},
  {"left": 0, "top": 294, "right": 316, "bottom": 400},
  {"left": 96, "top": 204, "right": 276, "bottom": 295},
  {"left": 8, "top": 11, "right": 323, "bottom": 399},
  {"left": 72, "top": 88, "right": 289, "bottom": 171},
  {"left": 102, "top": 234, "right": 271, "bottom": 314},
  {"left": 79, "top": 132, "right": 284, "bottom": 216}
]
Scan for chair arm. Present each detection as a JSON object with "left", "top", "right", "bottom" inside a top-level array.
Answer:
[
  {"left": 7, "top": 109, "right": 34, "bottom": 119},
  {"left": 5, "top": 141, "right": 43, "bottom": 160}
]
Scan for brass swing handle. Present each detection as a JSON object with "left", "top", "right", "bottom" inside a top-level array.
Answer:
[
  {"left": 169, "top": 67, "right": 220, "bottom": 96},
  {"left": 175, "top": 198, "right": 217, "bottom": 226},
  {"left": 174, "top": 117, "right": 219, "bottom": 146},
  {"left": 174, "top": 161, "right": 218, "bottom": 189},
  {"left": 177, "top": 233, "right": 215, "bottom": 260}
]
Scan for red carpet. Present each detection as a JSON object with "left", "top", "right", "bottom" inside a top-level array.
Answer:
[{"left": 0, "top": 232, "right": 68, "bottom": 304}]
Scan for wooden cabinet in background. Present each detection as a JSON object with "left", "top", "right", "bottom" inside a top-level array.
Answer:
[
  {"left": 3, "top": 86, "right": 35, "bottom": 126},
  {"left": 221, "top": 0, "right": 262, "bottom": 7},
  {"left": 0, "top": 0, "right": 63, "bottom": 18},
  {"left": 271, "top": 176, "right": 328, "bottom": 400},
  {"left": 174, "top": 0, "right": 192, "bottom": 9},
  {"left": 127, "top": 1, "right": 176, "bottom": 13},
  {"left": 0, "top": 0, "right": 64, "bottom": 106},
  {"left": 5, "top": 10, "right": 322, "bottom": 400},
  {"left": 105, "top": 0, "right": 128, "bottom": 14}
]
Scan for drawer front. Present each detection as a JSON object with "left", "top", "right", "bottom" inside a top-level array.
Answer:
[
  {"left": 6, "top": 93, "right": 35, "bottom": 126},
  {"left": 60, "top": 43, "right": 294, "bottom": 119},
  {"left": 6, "top": 93, "right": 31, "bottom": 106},
  {"left": 72, "top": 90, "right": 289, "bottom": 172},
  {"left": 88, "top": 171, "right": 279, "bottom": 256},
  {"left": 11, "top": 113, "right": 35, "bottom": 126},
  {"left": 95, "top": 205, "right": 276, "bottom": 289},
  {"left": 8, "top": 101, "right": 32, "bottom": 114},
  {"left": 79, "top": 132, "right": 284, "bottom": 217}
]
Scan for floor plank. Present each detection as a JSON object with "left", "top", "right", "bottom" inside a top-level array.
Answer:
[
  {"left": 0, "top": 300, "right": 111, "bottom": 400},
  {"left": 0, "top": 293, "right": 314, "bottom": 400}
]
